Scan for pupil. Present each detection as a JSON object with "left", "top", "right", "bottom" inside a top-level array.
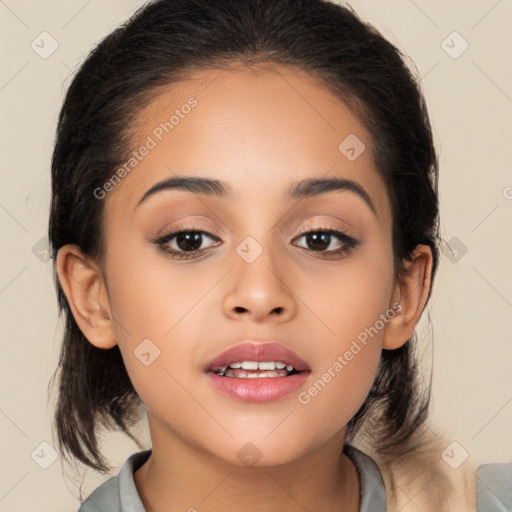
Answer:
[
  {"left": 307, "top": 232, "right": 329, "bottom": 251},
  {"left": 177, "top": 232, "right": 202, "bottom": 251}
]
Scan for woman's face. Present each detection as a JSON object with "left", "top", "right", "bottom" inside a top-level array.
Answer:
[{"left": 99, "top": 63, "right": 397, "bottom": 465}]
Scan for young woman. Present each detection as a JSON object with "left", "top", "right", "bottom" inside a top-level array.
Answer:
[{"left": 48, "top": 1, "right": 511, "bottom": 510}]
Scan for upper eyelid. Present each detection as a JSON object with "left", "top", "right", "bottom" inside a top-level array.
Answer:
[{"left": 295, "top": 223, "right": 354, "bottom": 236}]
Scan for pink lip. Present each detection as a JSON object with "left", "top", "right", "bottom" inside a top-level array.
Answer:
[
  {"left": 204, "top": 341, "right": 311, "bottom": 403},
  {"left": 206, "top": 372, "right": 310, "bottom": 402},
  {"left": 205, "top": 341, "right": 310, "bottom": 372}
]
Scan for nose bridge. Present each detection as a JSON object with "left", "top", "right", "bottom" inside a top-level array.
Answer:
[
  {"left": 235, "top": 229, "right": 285, "bottom": 291},
  {"left": 230, "top": 200, "right": 283, "bottom": 270},
  {"left": 222, "top": 227, "right": 297, "bottom": 321}
]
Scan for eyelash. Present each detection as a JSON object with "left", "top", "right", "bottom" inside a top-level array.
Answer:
[{"left": 154, "top": 225, "right": 360, "bottom": 260}]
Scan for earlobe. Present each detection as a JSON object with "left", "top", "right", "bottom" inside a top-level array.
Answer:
[
  {"left": 56, "top": 244, "right": 117, "bottom": 349},
  {"left": 382, "top": 244, "right": 433, "bottom": 350}
]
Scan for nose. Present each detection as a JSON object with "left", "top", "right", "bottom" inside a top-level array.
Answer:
[{"left": 222, "top": 242, "right": 297, "bottom": 323}]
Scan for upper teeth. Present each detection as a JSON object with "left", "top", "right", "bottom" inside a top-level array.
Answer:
[{"left": 218, "top": 361, "right": 294, "bottom": 371}]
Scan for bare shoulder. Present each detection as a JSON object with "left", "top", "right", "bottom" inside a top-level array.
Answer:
[{"left": 360, "top": 427, "right": 481, "bottom": 512}]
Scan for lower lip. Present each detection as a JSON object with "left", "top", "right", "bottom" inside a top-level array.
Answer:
[{"left": 206, "top": 371, "right": 310, "bottom": 402}]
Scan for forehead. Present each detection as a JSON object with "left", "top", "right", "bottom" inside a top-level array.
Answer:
[{"left": 105, "top": 63, "right": 391, "bottom": 225}]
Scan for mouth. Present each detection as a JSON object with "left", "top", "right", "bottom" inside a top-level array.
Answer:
[
  {"left": 212, "top": 361, "right": 302, "bottom": 378},
  {"left": 204, "top": 341, "right": 311, "bottom": 402},
  {"left": 205, "top": 341, "right": 311, "bottom": 376}
]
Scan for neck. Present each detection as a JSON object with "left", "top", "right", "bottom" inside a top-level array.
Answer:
[{"left": 134, "top": 417, "right": 360, "bottom": 512}]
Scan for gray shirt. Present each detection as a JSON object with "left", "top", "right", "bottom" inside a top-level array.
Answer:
[{"left": 78, "top": 445, "right": 511, "bottom": 511}]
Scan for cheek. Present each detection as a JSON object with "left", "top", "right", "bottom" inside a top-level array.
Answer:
[
  {"left": 104, "top": 236, "right": 207, "bottom": 341},
  {"left": 102, "top": 240, "right": 219, "bottom": 407},
  {"left": 295, "top": 334, "right": 382, "bottom": 433},
  {"left": 289, "top": 238, "right": 394, "bottom": 431},
  {"left": 295, "top": 232, "right": 395, "bottom": 348}
]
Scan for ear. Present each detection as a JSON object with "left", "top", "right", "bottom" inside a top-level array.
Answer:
[
  {"left": 382, "top": 244, "right": 433, "bottom": 350},
  {"left": 56, "top": 244, "right": 117, "bottom": 349}
]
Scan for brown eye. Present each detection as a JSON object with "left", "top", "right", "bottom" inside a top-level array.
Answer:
[
  {"left": 293, "top": 229, "right": 359, "bottom": 259},
  {"left": 154, "top": 229, "right": 221, "bottom": 260}
]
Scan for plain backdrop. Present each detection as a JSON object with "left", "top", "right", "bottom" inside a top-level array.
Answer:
[{"left": 1, "top": 1, "right": 511, "bottom": 510}]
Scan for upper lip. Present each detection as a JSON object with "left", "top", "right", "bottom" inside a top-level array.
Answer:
[{"left": 206, "top": 341, "right": 311, "bottom": 372}]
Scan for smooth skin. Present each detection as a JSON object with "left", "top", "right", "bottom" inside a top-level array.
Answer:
[{"left": 56, "top": 63, "right": 433, "bottom": 512}]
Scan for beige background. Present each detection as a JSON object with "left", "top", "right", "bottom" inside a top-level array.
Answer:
[{"left": 1, "top": 0, "right": 511, "bottom": 510}]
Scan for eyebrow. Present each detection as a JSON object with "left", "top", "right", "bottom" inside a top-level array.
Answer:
[{"left": 135, "top": 175, "right": 377, "bottom": 216}]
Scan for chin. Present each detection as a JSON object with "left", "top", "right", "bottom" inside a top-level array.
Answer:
[{"left": 210, "top": 438, "right": 310, "bottom": 469}]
